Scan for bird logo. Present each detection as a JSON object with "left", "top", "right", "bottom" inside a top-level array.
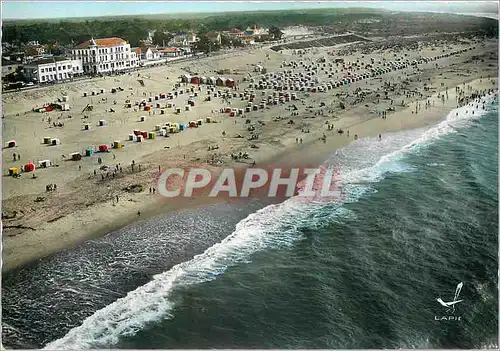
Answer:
[{"left": 436, "top": 282, "right": 463, "bottom": 314}]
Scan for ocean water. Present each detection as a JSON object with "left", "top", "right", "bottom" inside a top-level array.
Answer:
[{"left": 2, "top": 94, "right": 498, "bottom": 349}]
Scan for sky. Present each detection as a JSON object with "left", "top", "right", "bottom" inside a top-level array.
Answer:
[{"left": 1, "top": 1, "right": 498, "bottom": 20}]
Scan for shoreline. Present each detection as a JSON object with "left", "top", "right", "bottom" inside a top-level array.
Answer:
[{"left": 2, "top": 77, "right": 496, "bottom": 273}]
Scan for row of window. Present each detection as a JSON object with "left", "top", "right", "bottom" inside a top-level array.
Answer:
[
  {"left": 98, "top": 46, "right": 127, "bottom": 54},
  {"left": 40, "top": 64, "right": 72, "bottom": 73},
  {"left": 97, "top": 53, "right": 128, "bottom": 62},
  {"left": 96, "top": 60, "right": 138, "bottom": 70},
  {"left": 73, "top": 46, "right": 130, "bottom": 56},
  {"left": 40, "top": 72, "right": 70, "bottom": 81}
]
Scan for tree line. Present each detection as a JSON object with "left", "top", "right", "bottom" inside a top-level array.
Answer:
[{"left": 2, "top": 9, "right": 497, "bottom": 49}]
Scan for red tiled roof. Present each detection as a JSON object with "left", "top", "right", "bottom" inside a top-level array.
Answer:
[
  {"left": 161, "top": 47, "right": 181, "bottom": 53},
  {"left": 78, "top": 37, "right": 126, "bottom": 48}
]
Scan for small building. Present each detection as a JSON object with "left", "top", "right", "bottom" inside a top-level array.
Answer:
[
  {"left": 161, "top": 47, "right": 182, "bottom": 57},
  {"left": 24, "top": 57, "right": 77, "bottom": 84},
  {"left": 168, "top": 31, "right": 198, "bottom": 47},
  {"left": 181, "top": 74, "right": 192, "bottom": 83},
  {"left": 206, "top": 32, "right": 222, "bottom": 46},
  {"left": 1, "top": 58, "right": 20, "bottom": 78}
]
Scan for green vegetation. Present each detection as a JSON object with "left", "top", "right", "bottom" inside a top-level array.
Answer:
[{"left": 2, "top": 8, "right": 497, "bottom": 47}]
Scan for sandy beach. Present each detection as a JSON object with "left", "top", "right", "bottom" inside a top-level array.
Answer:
[{"left": 2, "top": 35, "right": 498, "bottom": 272}]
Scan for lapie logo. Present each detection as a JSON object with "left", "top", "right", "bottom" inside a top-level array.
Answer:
[{"left": 434, "top": 282, "right": 464, "bottom": 321}]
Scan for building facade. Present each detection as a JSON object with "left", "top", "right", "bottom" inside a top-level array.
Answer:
[
  {"left": 2, "top": 58, "right": 19, "bottom": 78},
  {"left": 24, "top": 57, "right": 76, "bottom": 83},
  {"left": 72, "top": 37, "right": 138, "bottom": 75},
  {"left": 206, "top": 32, "right": 222, "bottom": 46},
  {"left": 169, "top": 32, "right": 198, "bottom": 47}
]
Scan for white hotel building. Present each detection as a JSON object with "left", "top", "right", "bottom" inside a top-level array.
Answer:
[
  {"left": 72, "top": 37, "right": 139, "bottom": 75},
  {"left": 24, "top": 57, "right": 83, "bottom": 83}
]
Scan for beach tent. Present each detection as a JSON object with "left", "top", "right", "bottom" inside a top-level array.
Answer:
[
  {"left": 43, "top": 137, "right": 52, "bottom": 144},
  {"left": 140, "top": 116, "right": 146, "bottom": 122},
  {"left": 62, "top": 103, "right": 70, "bottom": 111},
  {"left": 147, "top": 132, "right": 156, "bottom": 140},
  {"left": 185, "top": 105, "right": 191, "bottom": 111},
  {"left": 38, "top": 160, "right": 51, "bottom": 168},
  {"left": 5, "top": 140, "right": 17, "bottom": 148},
  {"left": 179, "top": 124, "right": 186, "bottom": 131},
  {"left": 84, "top": 123, "right": 90, "bottom": 130},
  {"left": 100, "top": 89, "right": 105, "bottom": 94},
  {"left": 128, "top": 134, "right": 136, "bottom": 141},
  {"left": 62, "top": 95, "right": 69, "bottom": 102},
  {"left": 98, "top": 144, "right": 108, "bottom": 152},
  {"left": 112, "top": 141, "right": 122, "bottom": 149},
  {"left": 141, "top": 131, "right": 148, "bottom": 138},
  {"left": 136, "top": 135, "right": 143, "bottom": 142},
  {"left": 83, "top": 92, "right": 88, "bottom": 97},
  {"left": 155, "top": 125, "right": 161, "bottom": 131},
  {"left": 45, "top": 106, "right": 54, "bottom": 112},
  {"left": 85, "top": 148, "right": 94, "bottom": 157},
  {"left": 206, "top": 117, "right": 214, "bottom": 123},
  {"left": 181, "top": 74, "right": 192, "bottom": 83},
  {"left": 207, "top": 77, "right": 217, "bottom": 85},
  {"left": 24, "top": 162, "right": 35, "bottom": 172},
  {"left": 51, "top": 138, "right": 60, "bottom": 146},
  {"left": 226, "top": 78, "right": 235, "bottom": 88},
  {"left": 189, "top": 121, "right": 198, "bottom": 128},
  {"left": 98, "top": 120, "right": 107, "bottom": 126},
  {"left": 133, "top": 129, "right": 141, "bottom": 136},
  {"left": 197, "top": 119, "right": 203, "bottom": 126},
  {"left": 175, "top": 108, "right": 181, "bottom": 114},
  {"left": 144, "top": 105, "right": 151, "bottom": 111},
  {"left": 9, "top": 167, "right": 19, "bottom": 176},
  {"left": 191, "top": 76, "right": 200, "bottom": 85}
]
